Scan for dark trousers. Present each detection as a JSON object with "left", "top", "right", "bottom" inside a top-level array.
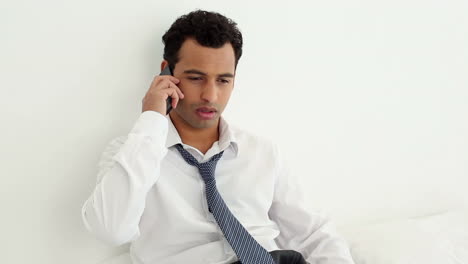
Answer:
[{"left": 231, "top": 250, "right": 309, "bottom": 264}]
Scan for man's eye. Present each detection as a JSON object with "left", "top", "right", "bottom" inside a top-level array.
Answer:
[
  {"left": 188, "top": 77, "right": 202, "bottom": 81},
  {"left": 219, "top": 79, "right": 230, "bottom": 84}
]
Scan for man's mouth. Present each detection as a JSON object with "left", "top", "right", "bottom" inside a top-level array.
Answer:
[
  {"left": 196, "top": 107, "right": 217, "bottom": 119},
  {"left": 196, "top": 107, "right": 217, "bottom": 113}
]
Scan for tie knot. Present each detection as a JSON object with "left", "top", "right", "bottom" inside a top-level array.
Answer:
[{"left": 175, "top": 144, "right": 224, "bottom": 182}]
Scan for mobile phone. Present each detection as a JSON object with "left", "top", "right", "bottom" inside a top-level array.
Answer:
[{"left": 159, "top": 65, "right": 173, "bottom": 115}]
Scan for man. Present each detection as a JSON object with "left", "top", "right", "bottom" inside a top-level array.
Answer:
[{"left": 81, "top": 9, "right": 355, "bottom": 264}]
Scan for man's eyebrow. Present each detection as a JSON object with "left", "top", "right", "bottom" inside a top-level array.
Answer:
[{"left": 183, "top": 69, "right": 234, "bottom": 78}]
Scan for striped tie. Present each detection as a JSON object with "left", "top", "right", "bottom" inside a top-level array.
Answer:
[{"left": 175, "top": 144, "right": 276, "bottom": 264}]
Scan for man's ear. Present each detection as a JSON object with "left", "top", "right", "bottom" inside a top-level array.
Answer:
[{"left": 160, "top": 60, "right": 169, "bottom": 72}]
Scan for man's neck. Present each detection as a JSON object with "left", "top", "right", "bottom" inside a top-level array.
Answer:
[{"left": 169, "top": 113, "right": 220, "bottom": 155}]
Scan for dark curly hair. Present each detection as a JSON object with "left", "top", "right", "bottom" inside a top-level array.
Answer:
[{"left": 162, "top": 10, "right": 243, "bottom": 73}]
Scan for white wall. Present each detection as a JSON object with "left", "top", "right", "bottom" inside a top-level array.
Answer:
[{"left": 1, "top": 0, "right": 467, "bottom": 263}]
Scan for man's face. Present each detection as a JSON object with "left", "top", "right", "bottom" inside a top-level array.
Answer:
[{"left": 168, "top": 38, "right": 236, "bottom": 129}]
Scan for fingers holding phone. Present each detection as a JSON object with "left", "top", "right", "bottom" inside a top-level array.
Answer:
[{"left": 142, "top": 74, "right": 184, "bottom": 115}]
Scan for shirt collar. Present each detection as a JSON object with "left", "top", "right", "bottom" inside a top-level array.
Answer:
[{"left": 165, "top": 114, "right": 239, "bottom": 157}]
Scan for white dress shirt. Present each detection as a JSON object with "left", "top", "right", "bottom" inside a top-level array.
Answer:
[{"left": 81, "top": 111, "right": 355, "bottom": 264}]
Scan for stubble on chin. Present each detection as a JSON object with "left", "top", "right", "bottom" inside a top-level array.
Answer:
[
  {"left": 177, "top": 107, "right": 218, "bottom": 129},
  {"left": 177, "top": 102, "right": 221, "bottom": 129}
]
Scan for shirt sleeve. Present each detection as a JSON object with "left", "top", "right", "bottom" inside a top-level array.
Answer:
[
  {"left": 268, "top": 143, "right": 355, "bottom": 264},
  {"left": 81, "top": 111, "right": 169, "bottom": 246}
]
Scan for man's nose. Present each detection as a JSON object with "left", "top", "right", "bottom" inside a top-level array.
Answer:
[{"left": 201, "top": 80, "right": 218, "bottom": 102}]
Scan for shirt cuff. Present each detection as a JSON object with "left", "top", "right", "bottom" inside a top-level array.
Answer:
[{"left": 129, "top": 111, "right": 168, "bottom": 139}]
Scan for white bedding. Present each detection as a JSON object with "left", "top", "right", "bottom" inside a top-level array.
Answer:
[
  {"left": 344, "top": 210, "right": 468, "bottom": 264},
  {"left": 96, "top": 210, "right": 468, "bottom": 264}
]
